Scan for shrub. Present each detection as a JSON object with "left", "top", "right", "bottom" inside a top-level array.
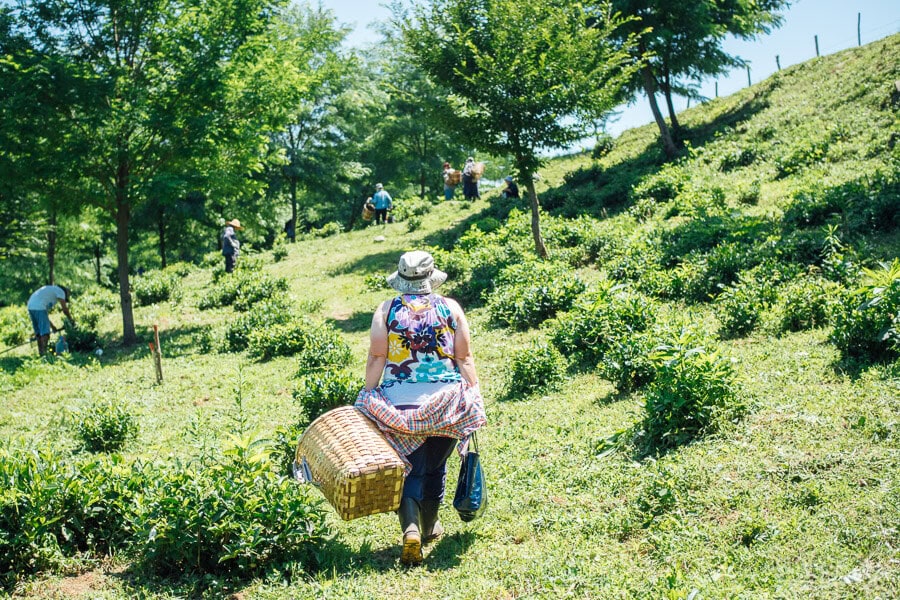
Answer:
[
  {"left": 550, "top": 283, "right": 656, "bottom": 391},
  {"left": 296, "top": 327, "right": 352, "bottom": 373},
  {"left": 223, "top": 299, "right": 293, "bottom": 352},
  {"left": 771, "top": 275, "right": 841, "bottom": 333},
  {"left": 406, "top": 215, "right": 422, "bottom": 232},
  {"left": 503, "top": 340, "right": 567, "bottom": 399},
  {"left": 200, "top": 271, "right": 289, "bottom": 311},
  {"left": 631, "top": 164, "right": 687, "bottom": 204},
  {"left": 272, "top": 233, "right": 289, "bottom": 262},
  {"left": 311, "top": 221, "right": 342, "bottom": 238},
  {"left": 829, "top": 260, "right": 900, "bottom": 363},
  {"left": 133, "top": 439, "right": 329, "bottom": 576},
  {"left": 248, "top": 320, "right": 312, "bottom": 360},
  {"left": 0, "top": 447, "right": 145, "bottom": 588},
  {"left": 132, "top": 270, "right": 180, "bottom": 306},
  {"left": 63, "top": 310, "right": 101, "bottom": 353},
  {"left": 638, "top": 330, "right": 743, "bottom": 453},
  {"left": 77, "top": 398, "right": 139, "bottom": 453},
  {"left": 0, "top": 306, "right": 29, "bottom": 347},
  {"left": 293, "top": 369, "right": 363, "bottom": 425},
  {"left": 363, "top": 273, "right": 389, "bottom": 292},
  {"left": 486, "top": 261, "right": 586, "bottom": 329},
  {"left": 714, "top": 275, "right": 776, "bottom": 339}
]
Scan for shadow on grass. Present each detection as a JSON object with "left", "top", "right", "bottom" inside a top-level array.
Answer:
[
  {"left": 327, "top": 310, "right": 373, "bottom": 334},
  {"left": 327, "top": 250, "right": 399, "bottom": 277}
]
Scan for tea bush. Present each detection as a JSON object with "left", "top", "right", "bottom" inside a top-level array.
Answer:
[
  {"left": 293, "top": 369, "right": 363, "bottom": 425},
  {"left": 638, "top": 330, "right": 743, "bottom": 454},
  {"left": 295, "top": 327, "right": 352, "bottom": 373},
  {"left": 592, "top": 133, "right": 615, "bottom": 159},
  {"left": 272, "top": 233, "right": 289, "bottom": 262},
  {"left": 224, "top": 298, "right": 294, "bottom": 352},
  {"left": 63, "top": 311, "right": 101, "bottom": 353},
  {"left": 133, "top": 440, "right": 330, "bottom": 576},
  {"left": 77, "top": 398, "right": 139, "bottom": 452},
  {"left": 311, "top": 221, "right": 342, "bottom": 238},
  {"left": 0, "top": 448, "right": 144, "bottom": 588},
  {"left": 0, "top": 306, "right": 29, "bottom": 347},
  {"left": 132, "top": 270, "right": 180, "bottom": 306},
  {"left": 363, "top": 273, "right": 389, "bottom": 292},
  {"left": 200, "top": 271, "right": 289, "bottom": 311},
  {"left": 486, "top": 261, "right": 585, "bottom": 329},
  {"left": 829, "top": 260, "right": 900, "bottom": 363},
  {"left": 247, "top": 319, "right": 313, "bottom": 360},
  {"left": 503, "top": 340, "right": 567, "bottom": 399},
  {"left": 550, "top": 283, "right": 656, "bottom": 391},
  {"left": 406, "top": 215, "right": 422, "bottom": 232},
  {"left": 771, "top": 275, "right": 841, "bottom": 333},
  {"left": 714, "top": 275, "right": 776, "bottom": 339}
]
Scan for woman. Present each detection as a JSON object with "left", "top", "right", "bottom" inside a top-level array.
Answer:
[
  {"left": 356, "top": 250, "right": 486, "bottom": 565},
  {"left": 442, "top": 162, "right": 457, "bottom": 201},
  {"left": 462, "top": 157, "right": 480, "bottom": 201}
]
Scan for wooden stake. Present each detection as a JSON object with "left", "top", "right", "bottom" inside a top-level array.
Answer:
[
  {"left": 815, "top": 35, "right": 820, "bottom": 57},
  {"left": 152, "top": 325, "right": 163, "bottom": 383}
]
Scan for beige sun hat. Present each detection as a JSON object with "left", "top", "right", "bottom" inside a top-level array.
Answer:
[
  {"left": 386, "top": 251, "right": 447, "bottom": 295},
  {"left": 225, "top": 219, "right": 243, "bottom": 230}
]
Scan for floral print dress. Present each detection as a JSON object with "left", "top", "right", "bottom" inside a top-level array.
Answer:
[{"left": 380, "top": 293, "right": 462, "bottom": 407}]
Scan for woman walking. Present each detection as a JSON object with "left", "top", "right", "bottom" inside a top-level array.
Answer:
[{"left": 356, "top": 250, "right": 486, "bottom": 565}]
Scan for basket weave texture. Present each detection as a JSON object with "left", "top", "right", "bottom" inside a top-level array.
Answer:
[
  {"left": 296, "top": 406, "right": 405, "bottom": 521},
  {"left": 446, "top": 170, "right": 461, "bottom": 185}
]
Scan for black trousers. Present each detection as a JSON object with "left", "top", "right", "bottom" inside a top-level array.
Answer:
[{"left": 374, "top": 208, "right": 388, "bottom": 224}]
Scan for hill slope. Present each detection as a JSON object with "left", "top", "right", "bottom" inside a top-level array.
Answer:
[{"left": 1, "top": 35, "right": 898, "bottom": 599}]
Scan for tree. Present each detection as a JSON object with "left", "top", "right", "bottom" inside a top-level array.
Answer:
[
  {"left": 7, "top": 0, "right": 292, "bottom": 343},
  {"left": 404, "top": 0, "right": 637, "bottom": 257},
  {"left": 607, "top": 0, "right": 788, "bottom": 160}
]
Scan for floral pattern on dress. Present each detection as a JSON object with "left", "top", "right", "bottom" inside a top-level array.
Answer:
[{"left": 383, "top": 294, "right": 462, "bottom": 384}]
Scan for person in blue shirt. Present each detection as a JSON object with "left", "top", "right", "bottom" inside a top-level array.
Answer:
[
  {"left": 27, "top": 285, "right": 74, "bottom": 356},
  {"left": 372, "top": 183, "right": 393, "bottom": 225}
]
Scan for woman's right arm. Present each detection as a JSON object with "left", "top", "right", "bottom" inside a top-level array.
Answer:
[
  {"left": 448, "top": 299, "right": 478, "bottom": 387},
  {"left": 365, "top": 300, "right": 390, "bottom": 390}
]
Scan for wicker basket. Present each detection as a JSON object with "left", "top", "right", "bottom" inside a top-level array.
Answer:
[
  {"left": 294, "top": 406, "right": 406, "bottom": 521},
  {"left": 446, "top": 170, "right": 461, "bottom": 186}
]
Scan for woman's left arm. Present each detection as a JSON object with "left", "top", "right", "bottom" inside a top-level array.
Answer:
[{"left": 365, "top": 300, "right": 390, "bottom": 390}]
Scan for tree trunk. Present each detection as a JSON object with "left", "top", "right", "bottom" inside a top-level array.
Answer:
[
  {"left": 94, "top": 244, "right": 102, "bottom": 285},
  {"left": 662, "top": 67, "right": 681, "bottom": 134},
  {"left": 157, "top": 204, "right": 167, "bottom": 269},
  {"left": 641, "top": 66, "right": 678, "bottom": 160},
  {"left": 289, "top": 177, "right": 298, "bottom": 242},
  {"left": 115, "top": 159, "right": 137, "bottom": 345},
  {"left": 47, "top": 211, "right": 56, "bottom": 285},
  {"left": 523, "top": 173, "right": 548, "bottom": 258}
]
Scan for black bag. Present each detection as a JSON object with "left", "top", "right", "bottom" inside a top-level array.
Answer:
[{"left": 453, "top": 432, "right": 487, "bottom": 522}]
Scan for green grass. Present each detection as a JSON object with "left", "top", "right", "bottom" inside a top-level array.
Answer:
[{"left": 2, "top": 35, "right": 899, "bottom": 599}]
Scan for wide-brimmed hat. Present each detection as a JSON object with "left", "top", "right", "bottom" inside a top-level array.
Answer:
[
  {"left": 225, "top": 219, "right": 243, "bottom": 230},
  {"left": 386, "top": 251, "right": 447, "bottom": 295},
  {"left": 375, "top": 183, "right": 384, "bottom": 191},
  {"left": 504, "top": 176, "right": 513, "bottom": 183}
]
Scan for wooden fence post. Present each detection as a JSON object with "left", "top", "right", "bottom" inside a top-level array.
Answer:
[
  {"left": 776, "top": 55, "right": 781, "bottom": 71},
  {"left": 151, "top": 324, "right": 163, "bottom": 383},
  {"left": 815, "top": 35, "right": 820, "bottom": 57}
]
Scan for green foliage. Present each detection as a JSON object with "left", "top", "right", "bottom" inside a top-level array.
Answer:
[
  {"left": 199, "top": 271, "right": 290, "bottom": 311},
  {"left": 77, "top": 398, "right": 138, "bottom": 453},
  {"left": 486, "top": 261, "right": 586, "bottom": 329},
  {"left": 714, "top": 275, "right": 776, "bottom": 339},
  {"left": 293, "top": 369, "right": 363, "bottom": 425},
  {"left": 0, "top": 447, "right": 144, "bottom": 588},
  {"left": 829, "top": 260, "right": 900, "bottom": 364},
  {"left": 247, "top": 320, "right": 313, "bottom": 361},
  {"left": 771, "top": 275, "right": 841, "bottom": 333},
  {"left": 503, "top": 340, "right": 567, "bottom": 399},
  {"left": 0, "top": 306, "right": 29, "bottom": 347},
  {"left": 296, "top": 327, "right": 352, "bottom": 373},
  {"left": 63, "top": 312, "right": 100, "bottom": 353},
  {"left": 550, "top": 283, "right": 656, "bottom": 391},
  {"left": 406, "top": 215, "right": 422, "bottom": 232},
  {"left": 363, "top": 273, "right": 389, "bottom": 292},
  {"left": 310, "top": 222, "right": 343, "bottom": 238},
  {"left": 133, "top": 437, "right": 330, "bottom": 576},
  {"left": 223, "top": 298, "right": 293, "bottom": 352},
  {"left": 272, "top": 233, "right": 289, "bottom": 262},
  {"left": 132, "top": 270, "right": 181, "bottom": 306},
  {"left": 639, "top": 329, "right": 743, "bottom": 453}
]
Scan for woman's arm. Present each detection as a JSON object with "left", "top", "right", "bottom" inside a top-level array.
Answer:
[
  {"left": 448, "top": 298, "right": 478, "bottom": 386},
  {"left": 365, "top": 300, "right": 390, "bottom": 390}
]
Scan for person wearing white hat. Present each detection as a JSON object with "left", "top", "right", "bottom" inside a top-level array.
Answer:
[
  {"left": 221, "top": 218, "right": 243, "bottom": 273},
  {"left": 371, "top": 183, "right": 393, "bottom": 225},
  {"left": 355, "top": 250, "right": 486, "bottom": 565}
]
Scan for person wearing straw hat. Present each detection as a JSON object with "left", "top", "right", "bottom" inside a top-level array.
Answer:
[
  {"left": 462, "top": 157, "right": 480, "bottom": 201},
  {"left": 355, "top": 250, "right": 486, "bottom": 566},
  {"left": 221, "top": 218, "right": 243, "bottom": 273},
  {"left": 371, "top": 183, "right": 393, "bottom": 225}
]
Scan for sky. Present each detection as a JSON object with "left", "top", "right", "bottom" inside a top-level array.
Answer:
[{"left": 323, "top": 0, "right": 900, "bottom": 143}]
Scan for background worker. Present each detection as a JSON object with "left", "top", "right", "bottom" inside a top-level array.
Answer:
[
  {"left": 442, "top": 162, "right": 457, "bottom": 201},
  {"left": 222, "top": 218, "right": 243, "bottom": 273},
  {"left": 462, "top": 157, "right": 480, "bottom": 201},
  {"left": 27, "top": 284, "right": 74, "bottom": 356},
  {"left": 372, "top": 183, "right": 393, "bottom": 225},
  {"left": 500, "top": 175, "right": 520, "bottom": 199}
]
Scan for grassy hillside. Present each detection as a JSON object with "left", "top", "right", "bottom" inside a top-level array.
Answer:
[{"left": 1, "top": 35, "right": 898, "bottom": 599}]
